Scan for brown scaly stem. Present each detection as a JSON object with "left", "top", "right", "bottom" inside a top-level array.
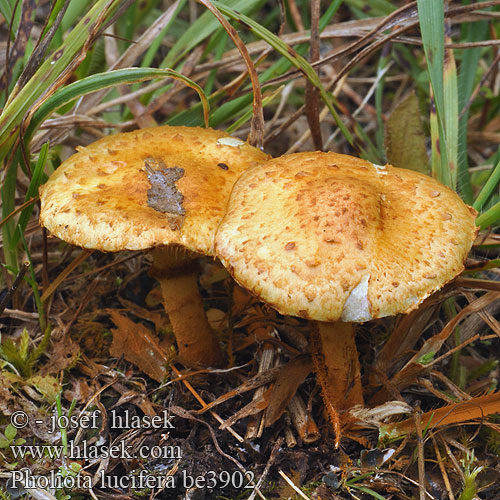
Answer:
[
  {"left": 151, "top": 247, "right": 223, "bottom": 367},
  {"left": 310, "top": 321, "right": 364, "bottom": 445}
]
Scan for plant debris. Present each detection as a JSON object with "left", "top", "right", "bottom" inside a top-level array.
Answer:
[{"left": 145, "top": 159, "right": 186, "bottom": 230}]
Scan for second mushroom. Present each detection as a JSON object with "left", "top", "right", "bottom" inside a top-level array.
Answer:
[{"left": 215, "top": 152, "right": 477, "bottom": 432}]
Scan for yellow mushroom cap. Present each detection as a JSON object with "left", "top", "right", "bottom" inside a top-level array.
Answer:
[
  {"left": 39, "top": 126, "right": 269, "bottom": 254},
  {"left": 215, "top": 152, "right": 478, "bottom": 322}
]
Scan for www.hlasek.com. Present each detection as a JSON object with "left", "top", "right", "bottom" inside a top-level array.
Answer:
[
  {"left": 11, "top": 440, "right": 182, "bottom": 460},
  {"left": 8, "top": 409, "right": 255, "bottom": 492}
]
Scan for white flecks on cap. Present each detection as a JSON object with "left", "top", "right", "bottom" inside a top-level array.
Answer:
[
  {"left": 372, "top": 162, "right": 388, "bottom": 175},
  {"left": 216, "top": 137, "right": 245, "bottom": 147},
  {"left": 341, "top": 274, "right": 372, "bottom": 322}
]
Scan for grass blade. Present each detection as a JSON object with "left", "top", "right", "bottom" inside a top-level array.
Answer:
[
  {"left": 18, "top": 227, "right": 46, "bottom": 331},
  {"left": 8, "top": 142, "right": 49, "bottom": 250},
  {"left": 15, "top": 0, "right": 71, "bottom": 93},
  {"left": 472, "top": 153, "right": 500, "bottom": 212},
  {"left": 0, "top": 0, "right": 13, "bottom": 26},
  {"left": 417, "top": 0, "right": 452, "bottom": 187},
  {"left": 39, "top": 0, "right": 68, "bottom": 41},
  {"left": 476, "top": 200, "right": 500, "bottom": 230},
  {"left": 349, "top": 484, "right": 386, "bottom": 500},
  {"left": 0, "top": 0, "right": 21, "bottom": 39},
  {"left": 212, "top": 1, "right": 354, "bottom": 145},
  {"left": 0, "top": 0, "right": 122, "bottom": 164},
  {"left": 26, "top": 67, "right": 210, "bottom": 139},
  {"left": 197, "top": 0, "right": 264, "bottom": 147},
  {"left": 1, "top": 151, "right": 21, "bottom": 273},
  {"left": 443, "top": 18, "right": 458, "bottom": 188},
  {"left": 457, "top": 20, "right": 489, "bottom": 203},
  {"left": 225, "top": 85, "right": 283, "bottom": 134},
  {"left": 375, "top": 44, "right": 391, "bottom": 155},
  {"left": 161, "top": 0, "right": 265, "bottom": 68},
  {"left": 166, "top": 4, "right": 340, "bottom": 129},
  {"left": 141, "top": 0, "right": 187, "bottom": 69}
]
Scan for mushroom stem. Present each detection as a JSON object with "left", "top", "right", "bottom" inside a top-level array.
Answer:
[
  {"left": 310, "top": 321, "right": 364, "bottom": 412},
  {"left": 151, "top": 246, "right": 223, "bottom": 367}
]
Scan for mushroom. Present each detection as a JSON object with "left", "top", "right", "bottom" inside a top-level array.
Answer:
[
  {"left": 215, "top": 152, "right": 478, "bottom": 424},
  {"left": 39, "top": 125, "right": 269, "bottom": 367}
]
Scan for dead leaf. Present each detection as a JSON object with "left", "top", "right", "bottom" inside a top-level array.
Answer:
[
  {"left": 385, "top": 92, "right": 428, "bottom": 174},
  {"left": 206, "top": 308, "right": 227, "bottom": 332},
  {"left": 146, "top": 160, "right": 185, "bottom": 230},
  {"left": 220, "top": 387, "right": 273, "bottom": 429},
  {"left": 78, "top": 354, "right": 118, "bottom": 378},
  {"left": 380, "top": 391, "right": 500, "bottom": 439},
  {"left": 391, "top": 292, "right": 500, "bottom": 390},
  {"left": 109, "top": 382, "right": 157, "bottom": 416},
  {"left": 264, "top": 355, "right": 313, "bottom": 426},
  {"left": 196, "top": 365, "right": 281, "bottom": 414},
  {"left": 63, "top": 378, "right": 92, "bottom": 402},
  {"left": 28, "top": 375, "right": 61, "bottom": 403},
  {"left": 109, "top": 310, "right": 170, "bottom": 382},
  {"left": 117, "top": 297, "right": 169, "bottom": 332},
  {"left": 39, "top": 337, "right": 80, "bottom": 376}
]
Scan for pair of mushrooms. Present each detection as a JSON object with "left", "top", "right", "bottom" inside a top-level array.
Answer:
[{"left": 39, "top": 125, "right": 477, "bottom": 419}]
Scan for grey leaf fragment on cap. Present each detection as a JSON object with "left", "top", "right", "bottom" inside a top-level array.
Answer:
[{"left": 146, "top": 161, "right": 186, "bottom": 217}]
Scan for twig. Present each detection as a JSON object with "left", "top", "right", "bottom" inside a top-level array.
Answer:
[
  {"left": 439, "top": 435, "right": 465, "bottom": 483},
  {"left": 429, "top": 370, "right": 472, "bottom": 401},
  {"left": 0, "top": 308, "right": 38, "bottom": 321},
  {"left": 86, "top": 79, "right": 169, "bottom": 115},
  {"left": 417, "top": 378, "right": 456, "bottom": 405},
  {"left": 287, "top": 394, "right": 320, "bottom": 444},
  {"left": 0, "top": 261, "right": 30, "bottom": 316},
  {"left": 170, "top": 363, "right": 244, "bottom": 442},
  {"left": 64, "top": 252, "right": 142, "bottom": 283},
  {"left": 460, "top": 51, "right": 500, "bottom": 119},
  {"left": 432, "top": 438, "right": 455, "bottom": 500},
  {"left": 413, "top": 403, "right": 427, "bottom": 500},
  {"left": 247, "top": 438, "right": 283, "bottom": 500},
  {"left": 284, "top": 415, "right": 297, "bottom": 448},
  {"left": 304, "top": 63, "right": 391, "bottom": 152},
  {"left": 41, "top": 249, "right": 93, "bottom": 302},
  {"left": 154, "top": 363, "right": 250, "bottom": 391},
  {"left": 197, "top": 0, "right": 264, "bottom": 147},
  {"left": 304, "top": 0, "right": 322, "bottom": 150},
  {"left": 246, "top": 337, "right": 277, "bottom": 439},
  {"left": 195, "top": 365, "right": 281, "bottom": 414},
  {"left": 278, "top": 470, "right": 311, "bottom": 500}
]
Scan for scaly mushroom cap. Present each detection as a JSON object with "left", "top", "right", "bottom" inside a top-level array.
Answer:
[
  {"left": 215, "top": 152, "right": 478, "bottom": 322},
  {"left": 39, "top": 126, "right": 269, "bottom": 254}
]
